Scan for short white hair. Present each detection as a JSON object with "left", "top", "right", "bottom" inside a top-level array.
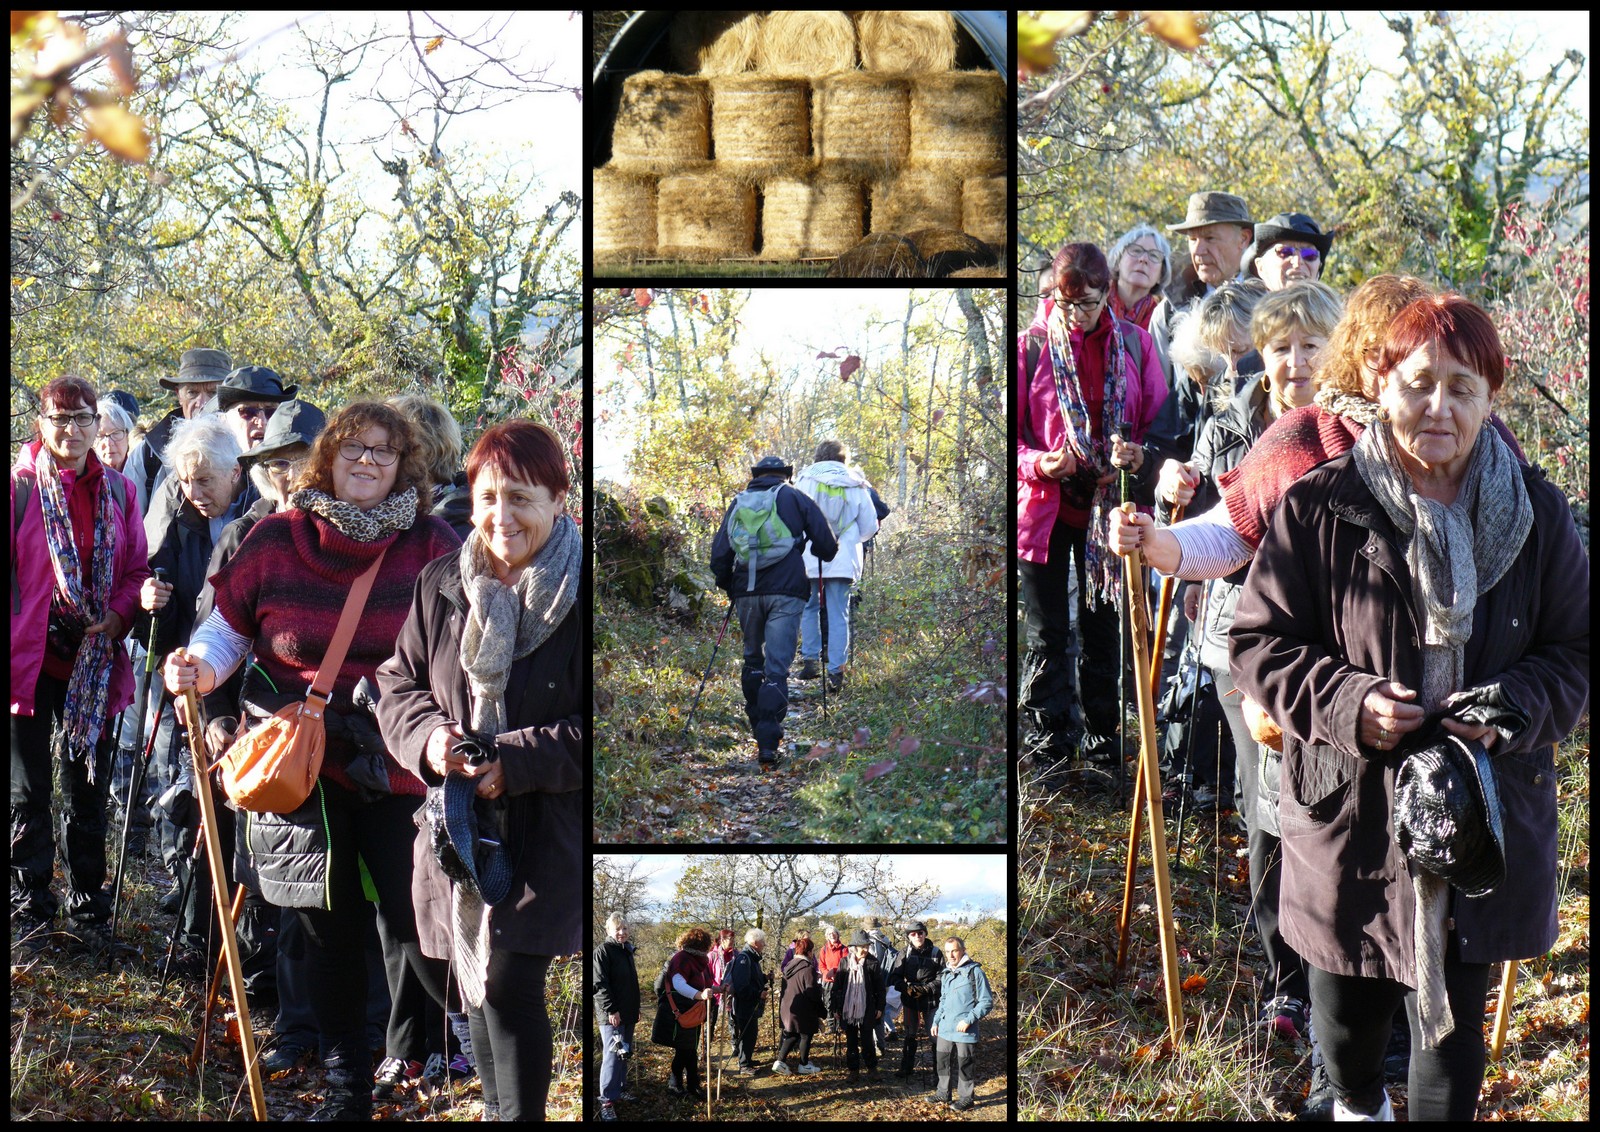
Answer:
[
  {"left": 605, "top": 912, "right": 628, "bottom": 934},
  {"left": 745, "top": 927, "right": 766, "bottom": 945},
  {"left": 164, "top": 413, "right": 241, "bottom": 479},
  {"left": 98, "top": 401, "right": 134, "bottom": 434}
]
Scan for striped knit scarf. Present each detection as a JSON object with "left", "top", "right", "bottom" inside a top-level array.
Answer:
[
  {"left": 34, "top": 446, "right": 118, "bottom": 777},
  {"left": 1044, "top": 302, "right": 1130, "bottom": 609}
]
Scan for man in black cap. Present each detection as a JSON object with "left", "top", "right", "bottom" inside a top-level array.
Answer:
[
  {"left": 1239, "top": 211, "right": 1332, "bottom": 292},
  {"left": 892, "top": 921, "right": 944, "bottom": 1083},
  {"left": 208, "top": 365, "right": 298, "bottom": 454},
  {"left": 710, "top": 456, "right": 839, "bottom": 767},
  {"left": 126, "top": 347, "right": 232, "bottom": 512}
]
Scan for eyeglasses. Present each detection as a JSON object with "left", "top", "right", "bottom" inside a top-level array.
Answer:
[
  {"left": 42, "top": 412, "right": 97, "bottom": 430},
  {"left": 1123, "top": 246, "right": 1164, "bottom": 263},
  {"left": 263, "top": 458, "right": 297, "bottom": 474},
  {"left": 233, "top": 405, "right": 275, "bottom": 422},
  {"left": 338, "top": 440, "right": 400, "bottom": 466},
  {"left": 1272, "top": 245, "right": 1321, "bottom": 262},
  {"left": 1056, "top": 294, "right": 1104, "bottom": 313},
  {"left": 99, "top": 429, "right": 129, "bottom": 442}
]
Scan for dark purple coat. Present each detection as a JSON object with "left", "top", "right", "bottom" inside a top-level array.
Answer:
[
  {"left": 376, "top": 552, "right": 583, "bottom": 959},
  {"left": 1230, "top": 454, "right": 1588, "bottom": 984}
]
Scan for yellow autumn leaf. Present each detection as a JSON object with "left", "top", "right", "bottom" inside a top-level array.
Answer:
[
  {"left": 424, "top": 35, "right": 444, "bottom": 54},
  {"left": 84, "top": 102, "right": 149, "bottom": 162},
  {"left": 1142, "top": 10, "right": 1204, "bottom": 51}
]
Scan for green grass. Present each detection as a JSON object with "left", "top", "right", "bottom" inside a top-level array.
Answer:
[
  {"left": 1017, "top": 723, "right": 1591, "bottom": 1120},
  {"left": 594, "top": 534, "right": 1007, "bottom": 844},
  {"left": 9, "top": 851, "right": 584, "bottom": 1120}
]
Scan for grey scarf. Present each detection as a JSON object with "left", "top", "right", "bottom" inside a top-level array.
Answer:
[
  {"left": 291, "top": 486, "right": 418, "bottom": 542},
  {"left": 457, "top": 512, "right": 581, "bottom": 739},
  {"left": 1352, "top": 420, "right": 1531, "bottom": 1048},
  {"left": 843, "top": 952, "right": 868, "bottom": 1025}
]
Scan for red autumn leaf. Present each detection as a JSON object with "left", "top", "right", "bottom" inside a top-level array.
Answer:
[
  {"left": 852, "top": 727, "right": 870, "bottom": 746},
  {"left": 862, "top": 759, "right": 896, "bottom": 782},
  {"left": 931, "top": 408, "right": 945, "bottom": 425},
  {"left": 698, "top": 293, "right": 710, "bottom": 313},
  {"left": 1180, "top": 974, "right": 1208, "bottom": 995},
  {"left": 897, "top": 736, "right": 920, "bottom": 757},
  {"left": 816, "top": 350, "right": 838, "bottom": 359},
  {"left": 839, "top": 355, "right": 861, "bottom": 381},
  {"left": 634, "top": 288, "right": 652, "bottom": 309},
  {"left": 807, "top": 744, "right": 833, "bottom": 761}
]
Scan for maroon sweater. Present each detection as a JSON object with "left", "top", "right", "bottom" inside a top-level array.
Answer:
[{"left": 210, "top": 505, "right": 461, "bottom": 796}]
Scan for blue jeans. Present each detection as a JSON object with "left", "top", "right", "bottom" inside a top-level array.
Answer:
[
  {"left": 737, "top": 594, "right": 805, "bottom": 752},
  {"left": 598, "top": 1020, "right": 633, "bottom": 1102},
  {"left": 800, "top": 577, "right": 852, "bottom": 674}
]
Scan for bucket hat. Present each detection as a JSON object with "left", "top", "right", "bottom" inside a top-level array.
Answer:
[
  {"left": 159, "top": 347, "right": 233, "bottom": 390},
  {"left": 751, "top": 454, "right": 794, "bottom": 479},
  {"left": 242, "top": 400, "right": 327, "bottom": 463},
  {"left": 848, "top": 929, "right": 872, "bottom": 948},
  {"left": 1167, "top": 191, "right": 1254, "bottom": 233},
  {"left": 216, "top": 365, "right": 298, "bottom": 410},
  {"left": 1394, "top": 734, "right": 1505, "bottom": 898},
  {"left": 418, "top": 773, "right": 513, "bottom": 905}
]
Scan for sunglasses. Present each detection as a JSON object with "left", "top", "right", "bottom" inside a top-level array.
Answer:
[{"left": 1272, "top": 245, "right": 1321, "bottom": 262}]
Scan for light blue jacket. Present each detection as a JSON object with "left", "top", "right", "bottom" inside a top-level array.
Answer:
[{"left": 930, "top": 957, "right": 993, "bottom": 1044}]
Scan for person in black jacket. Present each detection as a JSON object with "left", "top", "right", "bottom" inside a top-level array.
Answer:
[
  {"left": 839, "top": 930, "right": 887, "bottom": 1083},
  {"left": 893, "top": 921, "right": 944, "bottom": 1082},
  {"left": 709, "top": 455, "right": 839, "bottom": 766},
  {"left": 594, "top": 914, "right": 640, "bottom": 1122},
  {"left": 725, "top": 928, "right": 769, "bottom": 1075}
]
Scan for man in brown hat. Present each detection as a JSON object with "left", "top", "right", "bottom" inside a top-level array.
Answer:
[
  {"left": 125, "top": 347, "right": 232, "bottom": 512},
  {"left": 1148, "top": 191, "right": 1257, "bottom": 389}
]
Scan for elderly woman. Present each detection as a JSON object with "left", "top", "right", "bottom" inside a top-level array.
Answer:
[
  {"left": 94, "top": 399, "right": 135, "bottom": 474},
  {"left": 375, "top": 418, "right": 581, "bottom": 1119},
  {"left": 1241, "top": 212, "right": 1332, "bottom": 291},
  {"left": 1018, "top": 241, "right": 1168, "bottom": 788},
  {"left": 1106, "top": 224, "right": 1173, "bottom": 330},
  {"left": 652, "top": 926, "right": 719, "bottom": 1101},
  {"left": 773, "top": 934, "right": 823, "bottom": 1076},
  {"left": 1229, "top": 294, "right": 1588, "bottom": 1120},
  {"left": 839, "top": 929, "right": 887, "bottom": 1084},
  {"left": 816, "top": 922, "right": 848, "bottom": 1032},
  {"left": 593, "top": 913, "right": 639, "bottom": 1122},
  {"left": 164, "top": 400, "right": 460, "bottom": 1120},
  {"left": 11, "top": 376, "right": 149, "bottom": 946},
  {"left": 388, "top": 392, "right": 471, "bottom": 540}
]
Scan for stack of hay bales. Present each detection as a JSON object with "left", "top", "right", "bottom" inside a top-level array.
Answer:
[{"left": 593, "top": 10, "right": 1008, "bottom": 269}]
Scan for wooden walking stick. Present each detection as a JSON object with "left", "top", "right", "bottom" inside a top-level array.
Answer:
[
  {"left": 181, "top": 688, "right": 266, "bottom": 1121},
  {"left": 191, "top": 884, "right": 248, "bottom": 1072},
  {"left": 1491, "top": 960, "right": 1518, "bottom": 1062},
  {"left": 1112, "top": 504, "right": 1184, "bottom": 1045},
  {"left": 705, "top": 1012, "right": 712, "bottom": 1118}
]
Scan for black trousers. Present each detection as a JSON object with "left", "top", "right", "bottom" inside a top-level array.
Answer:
[
  {"left": 1307, "top": 941, "right": 1492, "bottom": 1121},
  {"left": 470, "top": 950, "right": 554, "bottom": 1121},
  {"left": 843, "top": 1020, "right": 876, "bottom": 1071},
  {"left": 1019, "top": 517, "right": 1125, "bottom": 761},
  {"left": 729, "top": 1007, "right": 761, "bottom": 1068},
  {"left": 900, "top": 997, "right": 937, "bottom": 1073},
  {"left": 10, "top": 670, "right": 116, "bottom": 925},
  {"left": 776, "top": 1029, "right": 813, "bottom": 1064},
  {"left": 671, "top": 1025, "right": 702, "bottom": 1091}
]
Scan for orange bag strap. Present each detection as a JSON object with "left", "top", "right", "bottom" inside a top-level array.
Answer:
[{"left": 307, "top": 549, "right": 388, "bottom": 703}]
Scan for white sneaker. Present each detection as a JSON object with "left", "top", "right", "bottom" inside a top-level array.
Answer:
[
  {"left": 797, "top": 1062, "right": 822, "bottom": 1075},
  {"left": 1333, "top": 1089, "right": 1393, "bottom": 1121},
  {"left": 771, "top": 1060, "right": 793, "bottom": 1075}
]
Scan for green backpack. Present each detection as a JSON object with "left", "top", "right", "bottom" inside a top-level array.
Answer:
[{"left": 726, "top": 485, "right": 798, "bottom": 589}]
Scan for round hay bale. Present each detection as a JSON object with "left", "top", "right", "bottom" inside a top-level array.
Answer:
[
  {"left": 870, "top": 169, "right": 962, "bottom": 235},
  {"left": 762, "top": 177, "right": 864, "bottom": 260},
  {"left": 670, "top": 12, "right": 762, "bottom": 76},
  {"left": 709, "top": 76, "right": 812, "bottom": 176},
  {"left": 814, "top": 73, "right": 910, "bottom": 174},
  {"left": 944, "top": 264, "right": 1005, "bottom": 279},
  {"left": 910, "top": 71, "right": 1005, "bottom": 174},
  {"left": 754, "top": 10, "right": 857, "bottom": 77},
  {"left": 905, "top": 227, "right": 1001, "bottom": 277},
  {"left": 609, "top": 71, "right": 710, "bottom": 175},
  {"left": 593, "top": 166, "right": 658, "bottom": 261},
  {"left": 826, "top": 232, "right": 927, "bottom": 279},
  {"left": 657, "top": 171, "right": 758, "bottom": 261},
  {"left": 856, "top": 11, "right": 957, "bottom": 74},
  {"left": 962, "top": 175, "right": 1007, "bottom": 249}
]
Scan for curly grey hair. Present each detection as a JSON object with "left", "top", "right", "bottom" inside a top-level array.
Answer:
[{"left": 163, "top": 413, "right": 241, "bottom": 479}]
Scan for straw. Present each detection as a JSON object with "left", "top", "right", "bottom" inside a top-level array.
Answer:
[
  {"left": 657, "top": 171, "right": 758, "bottom": 261},
  {"left": 856, "top": 11, "right": 958, "bottom": 74},
  {"left": 609, "top": 71, "right": 711, "bottom": 175},
  {"left": 754, "top": 10, "right": 857, "bottom": 77},
  {"left": 670, "top": 12, "right": 762, "bottom": 76}
]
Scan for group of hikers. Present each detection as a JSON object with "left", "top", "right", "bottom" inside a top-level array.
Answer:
[
  {"left": 708, "top": 441, "right": 890, "bottom": 766},
  {"left": 12, "top": 350, "right": 583, "bottom": 1120},
  {"left": 593, "top": 914, "right": 994, "bottom": 1121},
  {"left": 1020, "top": 188, "right": 1588, "bottom": 1120}
]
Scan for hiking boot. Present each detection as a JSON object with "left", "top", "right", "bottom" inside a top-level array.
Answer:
[
  {"left": 446, "top": 1052, "right": 476, "bottom": 1083},
  {"left": 737, "top": 1064, "right": 757, "bottom": 1077},
  {"left": 952, "top": 1095, "right": 975, "bottom": 1112},
  {"left": 826, "top": 669, "right": 844, "bottom": 694},
  {"left": 666, "top": 1075, "right": 684, "bottom": 1095},
  {"left": 1262, "top": 995, "right": 1309, "bottom": 1043},
  {"left": 798, "top": 658, "right": 821, "bottom": 680},
  {"left": 758, "top": 747, "right": 779, "bottom": 768},
  {"left": 1191, "top": 784, "right": 1220, "bottom": 813},
  {"left": 419, "top": 1051, "right": 449, "bottom": 1094},
  {"left": 599, "top": 1100, "right": 618, "bottom": 1122},
  {"left": 313, "top": 1067, "right": 374, "bottom": 1121},
  {"left": 155, "top": 944, "right": 207, "bottom": 981},
  {"left": 261, "top": 1037, "right": 314, "bottom": 1074},
  {"left": 159, "top": 879, "right": 183, "bottom": 915},
  {"left": 846, "top": 1067, "right": 859, "bottom": 1084},
  {"left": 1298, "top": 1060, "right": 1334, "bottom": 1121},
  {"left": 1332, "top": 1089, "right": 1392, "bottom": 1121},
  {"left": 371, "top": 1056, "right": 419, "bottom": 1101}
]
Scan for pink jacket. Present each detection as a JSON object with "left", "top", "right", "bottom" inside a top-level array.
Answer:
[
  {"left": 11, "top": 441, "right": 150, "bottom": 718},
  {"left": 1016, "top": 298, "right": 1167, "bottom": 563}
]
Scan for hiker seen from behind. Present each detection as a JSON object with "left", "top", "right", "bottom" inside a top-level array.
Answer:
[{"left": 794, "top": 440, "right": 880, "bottom": 694}]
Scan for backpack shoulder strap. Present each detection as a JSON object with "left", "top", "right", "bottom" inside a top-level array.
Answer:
[
  {"left": 1118, "top": 321, "right": 1145, "bottom": 382},
  {"left": 14, "top": 470, "right": 34, "bottom": 535}
]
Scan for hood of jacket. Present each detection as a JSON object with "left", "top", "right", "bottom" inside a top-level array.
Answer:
[{"left": 797, "top": 460, "right": 869, "bottom": 490}]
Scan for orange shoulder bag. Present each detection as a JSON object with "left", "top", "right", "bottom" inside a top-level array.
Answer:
[{"left": 221, "top": 550, "right": 387, "bottom": 813}]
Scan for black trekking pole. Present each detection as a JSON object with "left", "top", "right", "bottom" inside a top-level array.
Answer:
[
  {"left": 157, "top": 824, "right": 206, "bottom": 998},
  {"left": 818, "top": 577, "right": 828, "bottom": 719},
  {"left": 110, "top": 567, "right": 169, "bottom": 949},
  {"left": 1173, "top": 578, "right": 1213, "bottom": 867},
  {"left": 1114, "top": 419, "right": 1135, "bottom": 807},
  {"left": 681, "top": 602, "right": 735, "bottom": 749}
]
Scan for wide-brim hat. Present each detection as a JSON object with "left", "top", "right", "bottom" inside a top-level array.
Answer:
[
  {"left": 216, "top": 365, "right": 298, "bottom": 410},
  {"left": 905, "top": 920, "right": 928, "bottom": 935},
  {"left": 1394, "top": 734, "right": 1505, "bottom": 898},
  {"left": 1240, "top": 212, "right": 1333, "bottom": 278},
  {"left": 159, "top": 347, "right": 233, "bottom": 390},
  {"left": 751, "top": 454, "right": 793, "bottom": 479},
  {"left": 1167, "top": 191, "right": 1254, "bottom": 234},
  {"left": 848, "top": 929, "right": 872, "bottom": 948},
  {"left": 242, "top": 400, "right": 327, "bottom": 464}
]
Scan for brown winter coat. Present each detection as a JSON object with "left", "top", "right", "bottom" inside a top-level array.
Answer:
[
  {"left": 779, "top": 955, "right": 823, "bottom": 1036},
  {"left": 376, "top": 551, "right": 584, "bottom": 959},
  {"left": 1230, "top": 453, "right": 1589, "bottom": 985}
]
